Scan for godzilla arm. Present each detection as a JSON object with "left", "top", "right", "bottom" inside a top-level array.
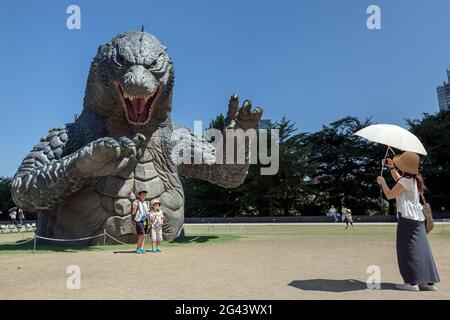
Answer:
[
  {"left": 173, "top": 95, "right": 262, "bottom": 188},
  {"left": 172, "top": 126, "right": 252, "bottom": 189},
  {"left": 11, "top": 125, "right": 84, "bottom": 211},
  {"left": 12, "top": 123, "right": 144, "bottom": 212}
]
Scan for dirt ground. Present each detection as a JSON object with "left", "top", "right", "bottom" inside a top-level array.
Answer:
[{"left": 0, "top": 224, "right": 449, "bottom": 300}]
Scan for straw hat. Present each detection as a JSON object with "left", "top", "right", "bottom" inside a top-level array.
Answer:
[
  {"left": 150, "top": 199, "right": 161, "bottom": 206},
  {"left": 393, "top": 151, "right": 420, "bottom": 175}
]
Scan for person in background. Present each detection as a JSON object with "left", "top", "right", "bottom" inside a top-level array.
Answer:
[
  {"left": 9, "top": 208, "right": 17, "bottom": 225},
  {"left": 342, "top": 207, "right": 355, "bottom": 230},
  {"left": 377, "top": 151, "right": 440, "bottom": 292},
  {"left": 341, "top": 206, "right": 347, "bottom": 222},
  {"left": 18, "top": 208, "right": 25, "bottom": 225},
  {"left": 327, "top": 205, "right": 339, "bottom": 222}
]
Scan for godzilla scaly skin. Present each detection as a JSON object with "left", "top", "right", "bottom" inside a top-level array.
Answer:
[{"left": 12, "top": 30, "right": 262, "bottom": 244}]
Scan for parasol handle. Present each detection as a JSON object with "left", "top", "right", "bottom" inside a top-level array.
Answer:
[
  {"left": 379, "top": 146, "right": 397, "bottom": 214},
  {"left": 380, "top": 146, "right": 397, "bottom": 176},
  {"left": 380, "top": 146, "right": 390, "bottom": 177}
]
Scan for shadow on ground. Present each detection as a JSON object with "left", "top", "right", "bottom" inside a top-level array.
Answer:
[
  {"left": 169, "top": 235, "right": 219, "bottom": 244},
  {"left": 288, "top": 279, "right": 397, "bottom": 292},
  {"left": 112, "top": 235, "right": 220, "bottom": 253}
]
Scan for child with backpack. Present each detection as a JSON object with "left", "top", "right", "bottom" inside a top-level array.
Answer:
[{"left": 131, "top": 190, "right": 150, "bottom": 254}]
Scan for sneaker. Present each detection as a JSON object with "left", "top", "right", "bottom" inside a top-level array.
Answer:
[
  {"left": 136, "top": 249, "right": 143, "bottom": 254},
  {"left": 419, "top": 284, "right": 438, "bottom": 291},
  {"left": 395, "top": 283, "right": 419, "bottom": 291},
  {"left": 156, "top": 248, "right": 162, "bottom": 252},
  {"left": 151, "top": 248, "right": 157, "bottom": 253}
]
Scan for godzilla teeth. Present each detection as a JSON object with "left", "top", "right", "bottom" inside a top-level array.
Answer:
[{"left": 123, "top": 94, "right": 152, "bottom": 101}]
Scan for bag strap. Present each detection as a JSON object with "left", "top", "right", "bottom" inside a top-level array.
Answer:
[
  {"left": 420, "top": 193, "right": 428, "bottom": 204},
  {"left": 420, "top": 192, "right": 428, "bottom": 205},
  {"left": 411, "top": 177, "right": 427, "bottom": 205}
]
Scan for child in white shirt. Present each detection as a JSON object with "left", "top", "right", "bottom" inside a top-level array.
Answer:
[{"left": 149, "top": 199, "right": 164, "bottom": 253}]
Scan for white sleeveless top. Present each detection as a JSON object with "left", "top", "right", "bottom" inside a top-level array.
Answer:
[
  {"left": 396, "top": 177, "right": 425, "bottom": 221},
  {"left": 134, "top": 201, "right": 149, "bottom": 222}
]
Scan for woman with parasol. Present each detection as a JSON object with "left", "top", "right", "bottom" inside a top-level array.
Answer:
[{"left": 355, "top": 124, "right": 440, "bottom": 291}]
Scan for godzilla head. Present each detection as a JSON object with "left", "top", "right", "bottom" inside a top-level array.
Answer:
[{"left": 84, "top": 30, "right": 174, "bottom": 128}]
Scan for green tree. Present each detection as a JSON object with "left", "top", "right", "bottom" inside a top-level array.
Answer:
[
  {"left": 407, "top": 110, "right": 450, "bottom": 211},
  {"left": 301, "top": 116, "right": 386, "bottom": 215},
  {"left": 238, "top": 117, "right": 315, "bottom": 216},
  {"left": 0, "top": 177, "right": 15, "bottom": 220}
]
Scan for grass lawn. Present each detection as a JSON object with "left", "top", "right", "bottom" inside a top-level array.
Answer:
[{"left": 0, "top": 229, "right": 238, "bottom": 255}]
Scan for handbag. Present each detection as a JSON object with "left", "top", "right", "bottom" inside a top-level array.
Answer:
[{"left": 420, "top": 193, "right": 434, "bottom": 234}]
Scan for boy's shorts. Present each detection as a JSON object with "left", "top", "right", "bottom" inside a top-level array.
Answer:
[
  {"left": 151, "top": 227, "right": 163, "bottom": 242},
  {"left": 135, "top": 221, "right": 147, "bottom": 235}
]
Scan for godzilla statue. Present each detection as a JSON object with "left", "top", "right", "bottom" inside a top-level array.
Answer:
[{"left": 11, "top": 30, "right": 262, "bottom": 244}]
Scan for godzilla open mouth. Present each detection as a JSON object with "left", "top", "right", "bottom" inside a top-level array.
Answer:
[{"left": 114, "top": 82, "right": 161, "bottom": 125}]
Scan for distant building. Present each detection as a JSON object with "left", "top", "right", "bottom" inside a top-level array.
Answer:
[
  {"left": 437, "top": 69, "right": 450, "bottom": 111},
  {"left": 259, "top": 119, "right": 272, "bottom": 129}
]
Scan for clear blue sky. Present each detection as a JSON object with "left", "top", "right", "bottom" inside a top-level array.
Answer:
[{"left": 1, "top": 0, "right": 449, "bottom": 176}]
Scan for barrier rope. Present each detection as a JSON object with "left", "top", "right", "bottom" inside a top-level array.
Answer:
[
  {"left": 103, "top": 231, "right": 134, "bottom": 246},
  {"left": 35, "top": 233, "right": 105, "bottom": 242},
  {"left": 187, "top": 236, "right": 200, "bottom": 243},
  {"left": 1, "top": 231, "right": 148, "bottom": 248},
  {"left": 1, "top": 226, "right": 234, "bottom": 249},
  {"left": 230, "top": 225, "right": 246, "bottom": 234}
]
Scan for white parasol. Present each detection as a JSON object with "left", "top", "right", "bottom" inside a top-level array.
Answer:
[{"left": 354, "top": 124, "right": 427, "bottom": 156}]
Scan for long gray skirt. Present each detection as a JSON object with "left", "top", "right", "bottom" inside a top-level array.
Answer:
[{"left": 396, "top": 216, "right": 440, "bottom": 284}]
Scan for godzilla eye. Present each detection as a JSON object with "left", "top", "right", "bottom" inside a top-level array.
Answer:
[
  {"left": 145, "top": 60, "right": 158, "bottom": 70},
  {"left": 114, "top": 54, "right": 127, "bottom": 67},
  {"left": 146, "top": 56, "right": 167, "bottom": 74}
]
